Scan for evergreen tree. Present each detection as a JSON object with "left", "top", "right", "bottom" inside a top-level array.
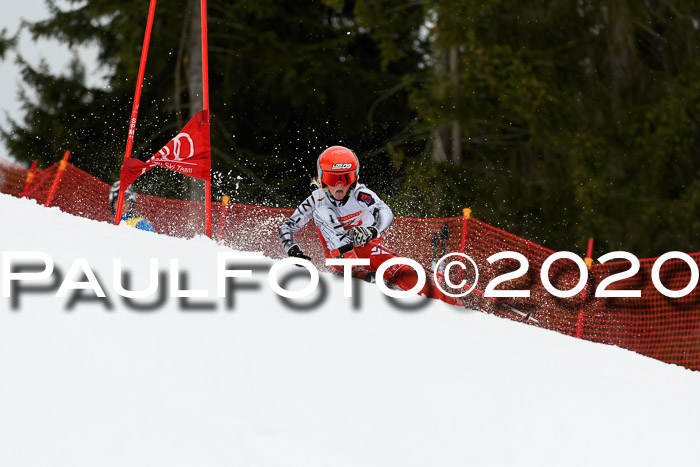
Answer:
[
  {"left": 1, "top": 0, "right": 187, "bottom": 195},
  {"left": 1, "top": 0, "right": 418, "bottom": 207},
  {"left": 362, "top": 0, "right": 700, "bottom": 255},
  {"left": 0, "top": 29, "right": 15, "bottom": 59},
  {"left": 3, "top": 0, "right": 699, "bottom": 256}
]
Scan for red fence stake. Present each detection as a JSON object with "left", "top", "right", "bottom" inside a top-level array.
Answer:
[
  {"left": 20, "top": 161, "right": 38, "bottom": 198},
  {"left": 44, "top": 151, "right": 70, "bottom": 207},
  {"left": 459, "top": 208, "right": 472, "bottom": 253},
  {"left": 575, "top": 237, "right": 595, "bottom": 338},
  {"left": 217, "top": 195, "right": 230, "bottom": 241},
  {"left": 584, "top": 238, "right": 594, "bottom": 268}
]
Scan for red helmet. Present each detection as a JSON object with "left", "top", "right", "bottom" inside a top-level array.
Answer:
[{"left": 317, "top": 146, "right": 359, "bottom": 188}]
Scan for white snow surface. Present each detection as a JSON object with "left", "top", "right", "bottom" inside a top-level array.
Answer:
[{"left": 1, "top": 192, "right": 699, "bottom": 467}]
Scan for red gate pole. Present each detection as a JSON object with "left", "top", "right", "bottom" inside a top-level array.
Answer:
[
  {"left": 575, "top": 238, "right": 595, "bottom": 338},
  {"left": 44, "top": 151, "right": 70, "bottom": 207},
  {"left": 201, "top": 0, "right": 212, "bottom": 238},
  {"left": 459, "top": 208, "right": 472, "bottom": 253},
  {"left": 20, "top": 161, "right": 38, "bottom": 198},
  {"left": 114, "top": 0, "right": 158, "bottom": 225},
  {"left": 217, "top": 195, "right": 230, "bottom": 241}
]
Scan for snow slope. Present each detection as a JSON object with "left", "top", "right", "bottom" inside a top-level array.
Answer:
[{"left": 1, "top": 193, "right": 699, "bottom": 467}]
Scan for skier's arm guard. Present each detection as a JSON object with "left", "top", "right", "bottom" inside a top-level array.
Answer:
[
  {"left": 279, "top": 194, "right": 316, "bottom": 253},
  {"left": 354, "top": 187, "right": 394, "bottom": 235},
  {"left": 370, "top": 195, "right": 393, "bottom": 235}
]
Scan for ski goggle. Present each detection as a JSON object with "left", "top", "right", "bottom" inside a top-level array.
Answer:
[
  {"left": 110, "top": 190, "right": 135, "bottom": 205},
  {"left": 321, "top": 171, "right": 357, "bottom": 187}
]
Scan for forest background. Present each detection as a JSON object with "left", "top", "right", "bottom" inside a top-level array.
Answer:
[{"left": 0, "top": 0, "right": 698, "bottom": 257}]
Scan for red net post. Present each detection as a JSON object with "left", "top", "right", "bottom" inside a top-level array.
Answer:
[
  {"left": 44, "top": 151, "right": 71, "bottom": 207},
  {"left": 575, "top": 238, "right": 595, "bottom": 338},
  {"left": 585, "top": 238, "right": 595, "bottom": 267},
  {"left": 20, "top": 161, "right": 38, "bottom": 198},
  {"left": 217, "top": 195, "right": 230, "bottom": 242},
  {"left": 459, "top": 208, "right": 472, "bottom": 253}
]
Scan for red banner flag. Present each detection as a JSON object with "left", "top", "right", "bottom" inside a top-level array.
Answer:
[{"left": 120, "top": 110, "right": 211, "bottom": 188}]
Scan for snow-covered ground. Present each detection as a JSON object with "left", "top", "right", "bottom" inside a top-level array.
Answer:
[{"left": 1, "top": 192, "right": 699, "bottom": 467}]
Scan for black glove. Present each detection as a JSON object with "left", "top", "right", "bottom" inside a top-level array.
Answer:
[
  {"left": 287, "top": 244, "right": 311, "bottom": 261},
  {"left": 350, "top": 226, "right": 378, "bottom": 247}
]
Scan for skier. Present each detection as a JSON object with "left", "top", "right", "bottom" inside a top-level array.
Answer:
[
  {"left": 278, "top": 145, "right": 464, "bottom": 306},
  {"left": 109, "top": 181, "right": 155, "bottom": 232}
]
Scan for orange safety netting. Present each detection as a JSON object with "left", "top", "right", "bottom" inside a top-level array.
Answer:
[
  {"left": 0, "top": 157, "right": 32, "bottom": 197},
  {"left": 2, "top": 157, "right": 699, "bottom": 371}
]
